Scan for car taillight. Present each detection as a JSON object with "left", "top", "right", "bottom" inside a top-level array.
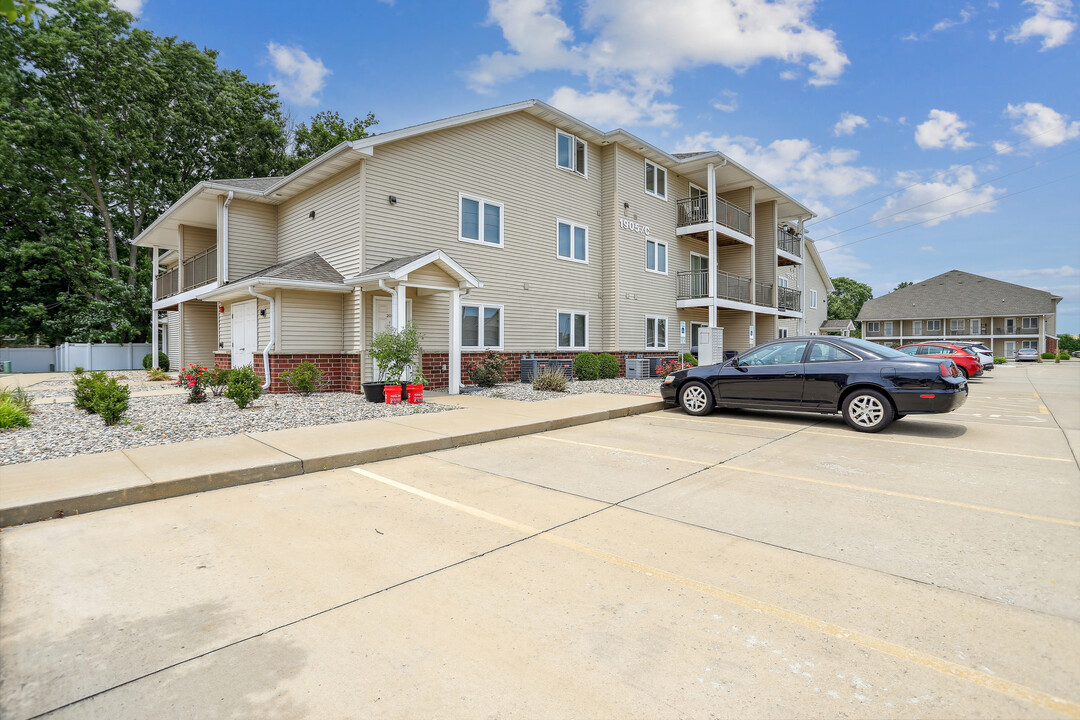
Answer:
[{"left": 940, "top": 362, "right": 956, "bottom": 377}]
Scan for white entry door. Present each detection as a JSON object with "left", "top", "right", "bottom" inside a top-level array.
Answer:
[
  {"left": 1004, "top": 341, "right": 1016, "bottom": 359},
  {"left": 231, "top": 300, "right": 257, "bottom": 369},
  {"left": 372, "top": 296, "right": 413, "bottom": 380}
]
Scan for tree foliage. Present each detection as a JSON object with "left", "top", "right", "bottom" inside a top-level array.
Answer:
[
  {"left": 291, "top": 110, "right": 377, "bottom": 166},
  {"left": 1058, "top": 333, "right": 1079, "bottom": 353},
  {"left": 827, "top": 277, "right": 874, "bottom": 334},
  {"left": 893, "top": 281, "right": 914, "bottom": 291}
]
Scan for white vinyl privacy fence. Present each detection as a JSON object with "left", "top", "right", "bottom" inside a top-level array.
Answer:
[{"left": 0, "top": 343, "right": 152, "bottom": 373}]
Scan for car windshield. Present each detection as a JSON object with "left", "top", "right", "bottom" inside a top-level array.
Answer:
[{"left": 842, "top": 337, "right": 910, "bottom": 359}]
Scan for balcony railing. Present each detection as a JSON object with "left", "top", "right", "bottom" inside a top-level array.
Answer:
[
  {"left": 778, "top": 287, "right": 802, "bottom": 312},
  {"left": 995, "top": 327, "right": 1039, "bottom": 335},
  {"left": 754, "top": 282, "right": 773, "bottom": 307},
  {"left": 677, "top": 269, "right": 709, "bottom": 299},
  {"left": 676, "top": 269, "right": 752, "bottom": 303},
  {"left": 676, "top": 195, "right": 752, "bottom": 236},
  {"left": 181, "top": 246, "right": 217, "bottom": 293},
  {"left": 156, "top": 267, "right": 179, "bottom": 300},
  {"left": 777, "top": 227, "right": 802, "bottom": 257}
]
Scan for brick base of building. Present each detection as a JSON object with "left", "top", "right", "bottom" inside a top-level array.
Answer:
[{"left": 214, "top": 349, "right": 685, "bottom": 394}]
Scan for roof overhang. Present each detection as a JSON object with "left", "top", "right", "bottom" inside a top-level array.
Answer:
[
  {"left": 198, "top": 278, "right": 353, "bottom": 304},
  {"left": 345, "top": 249, "right": 483, "bottom": 291}
]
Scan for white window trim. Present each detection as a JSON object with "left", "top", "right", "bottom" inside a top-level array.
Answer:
[
  {"left": 556, "top": 309, "right": 589, "bottom": 350},
  {"left": 866, "top": 321, "right": 881, "bottom": 333},
  {"left": 926, "top": 319, "right": 942, "bottom": 331},
  {"left": 645, "top": 238, "right": 668, "bottom": 275},
  {"left": 809, "top": 289, "right": 818, "bottom": 308},
  {"left": 555, "top": 129, "right": 587, "bottom": 178},
  {"left": 884, "top": 321, "right": 894, "bottom": 335},
  {"left": 1022, "top": 316, "right": 1039, "bottom": 330},
  {"left": 645, "top": 315, "right": 669, "bottom": 349},
  {"left": 778, "top": 328, "right": 789, "bottom": 338},
  {"left": 778, "top": 277, "right": 789, "bottom": 289},
  {"left": 461, "top": 302, "right": 504, "bottom": 350},
  {"left": 644, "top": 160, "right": 667, "bottom": 200},
  {"left": 458, "top": 192, "right": 504, "bottom": 248},
  {"left": 555, "top": 219, "right": 589, "bottom": 264}
]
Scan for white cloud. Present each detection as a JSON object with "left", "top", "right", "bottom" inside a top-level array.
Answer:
[
  {"left": 547, "top": 86, "right": 678, "bottom": 127},
  {"left": 919, "top": 246, "right": 938, "bottom": 252},
  {"left": 915, "top": 109, "right": 975, "bottom": 150},
  {"left": 713, "top": 90, "right": 738, "bottom": 113},
  {"left": 992, "top": 140, "right": 1014, "bottom": 154},
  {"left": 833, "top": 112, "right": 868, "bottom": 136},
  {"left": 932, "top": 5, "right": 976, "bottom": 32},
  {"left": 871, "top": 165, "right": 1004, "bottom": 227},
  {"left": 1006, "top": 0, "right": 1076, "bottom": 49},
  {"left": 266, "top": 42, "right": 331, "bottom": 106},
  {"left": 675, "top": 132, "right": 877, "bottom": 212},
  {"left": 468, "top": 0, "right": 849, "bottom": 117},
  {"left": 112, "top": 0, "right": 144, "bottom": 14},
  {"left": 1005, "top": 102, "right": 1080, "bottom": 147}
]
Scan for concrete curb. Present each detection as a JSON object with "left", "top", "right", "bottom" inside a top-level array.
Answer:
[{"left": 0, "top": 397, "right": 666, "bottom": 527}]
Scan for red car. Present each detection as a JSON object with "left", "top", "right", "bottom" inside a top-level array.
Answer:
[{"left": 896, "top": 342, "right": 983, "bottom": 379}]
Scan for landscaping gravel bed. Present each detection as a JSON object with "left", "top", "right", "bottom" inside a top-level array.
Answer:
[
  {"left": 1, "top": 392, "right": 453, "bottom": 466},
  {"left": 468, "top": 377, "right": 664, "bottom": 402}
]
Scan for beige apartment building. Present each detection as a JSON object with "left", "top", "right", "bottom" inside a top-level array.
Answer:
[
  {"left": 135, "top": 100, "right": 819, "bottom": 393},
  {"left": 857, "top": 270, "right": 1061, "bottom": 357}
]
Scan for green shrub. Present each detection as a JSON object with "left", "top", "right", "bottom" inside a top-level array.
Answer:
[
  {"left": 681, "top": 353, "right": 698, "bottom": 367},
  {"left": 0, "top": 386, "right": 33, "bottom": 414},
  {"left": 597, "top": 353, "right": 620, "bottom": 379},
  {"left": 1041, "top": 352, "right": 1056, "bottom": 360},
  {"left": 0, "top": 398, "right": 31, "bottom": 429},
  {"left": 225, "top": 365, "right": 263, "bottom": 409},
  {"left": 73, "top": 370, "right": 108, "bottom": 413},
  {"left": 370, "top": 322, "right": 423, "bottom": 384},
  {"left": 73, "top": 366, "right": 84, "bottom": 375},
  {"left": 205, "top": 367, "right": 232, "bottom": 396},
  {"left": 573, "top": 352, "right": 599, "bottom": 380},
  {"left": 467, "top": 351, "right": 508, "bottom": 387},
  {"left": 532, "top": 368, "right": 568, "bottom": 392},
  {"left": 92, "top": 377, "right": 130, "bottom": 426},
  {"left": 176, "top": 363, "right": 209, "bottom": 403},
  {"left": 142, "top": 352, "right": 170, "bottom": 372},
  {"left": 1058, "top": 352, "right": 1071, "bottom": 361},
  {"left": 993, "top": 356, "right": 1006, "bottom": 364},
  {"left": 146, "top": 367, "right": 170, "bottom": 381},
  {"left": 280, "top": 361, "right": 324, "bottom": 396}
]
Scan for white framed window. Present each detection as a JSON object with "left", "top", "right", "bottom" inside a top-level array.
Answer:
[
  {"left": 913, "top": 320, "right": 923, "bottom": 335},
  {"left": 556, "top": 220, "right": 588, "bottom": 263},
  {"left": 778, "top": 277, "right": 789, "bottom": 288},
  {"left": 809, "top": 289, "right": 818, "bottom": 308},
  {"left": 778, "top": 328, "right": 789, "bottom": 338},
  {"left": 459, "top": 193, "right": 503, "bottom": 247},
  {"left": 949, "top": 318, "right": 966, "bottom": 333},
  {"left": 461, "top": 303, "right": 503, "bottom": 349},
  {"left": 645, "top": 315, "right": 668, "bottom": 349},
  {"left": 926, "top": 319, "right": 942, "bottom": 332},
  {"left": 1021, "top": 340, "right": 1038, "bottom": 349},
  {"left": 645, "top": 238, "right": 667, "bottom": 274},
  {"left": 1022, "top": 316, "right": 1038, "bottom": 330},
  {"left": 644, "top": 160, "right": 667, "bottom": 199},
  {"left": 970, "top": 319, "right": 980, "bottom": 335},
  {"left": 866, "top": 321, "right": 881, "bottom": 333},
  {"left": 556, "top": 129, "right": 587, "bottom": 177},
  {"left": 557, "top": 311, "right": 588, "bottom": 350}
]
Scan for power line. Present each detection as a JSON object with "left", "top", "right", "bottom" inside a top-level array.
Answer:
[
  {"left": 806, "top": 121, "right": 1070, "bottom": 228},
  {"left": 817, "top": 170, "right": 1080, "bottom": 254}
]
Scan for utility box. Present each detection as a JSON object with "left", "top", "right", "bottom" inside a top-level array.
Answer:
[
  {"left": 520, "top": 356, "right": 573, "bottom": 382},
  {"left": 698, "top": 327, "right": 725, "bottom": 366}
]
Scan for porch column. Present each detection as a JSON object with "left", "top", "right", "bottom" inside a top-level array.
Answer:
[
  {"left": 391, "top": 282, "right": 406, "bottom": 330},
  {"left": 449, "top": 289, "right": 461, "bottom": 395},
  {"left": 176, "top": 226, "right": 184, "bottom": 293},
  {"left": 707, "top": 162, "right": 717, "bottom": 328},
  {"left": 151, "top": 246, "right": 159, "bottom": 369},
  {"left": 1039, "top": 315, "right": 1046, "bottom": 353}
]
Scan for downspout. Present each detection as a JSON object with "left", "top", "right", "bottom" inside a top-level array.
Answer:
[
  {"left": 222, "top": 191, "right": 234, "bottom": 282},
  {"left": 248, "top": 286, "right": 275, "bottom": 390}
]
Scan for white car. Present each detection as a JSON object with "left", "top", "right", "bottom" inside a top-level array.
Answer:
[{"left": 949, "top": 341, "right": 994, "bottom": 371}]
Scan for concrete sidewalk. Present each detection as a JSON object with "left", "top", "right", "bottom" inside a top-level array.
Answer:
[{"left": 0, "top": 393, "right": 665, "bottom": 527}]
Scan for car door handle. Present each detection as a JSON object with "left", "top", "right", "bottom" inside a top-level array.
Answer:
[{"left": 784, "top": 372, "right": 798, "bottom": 377}]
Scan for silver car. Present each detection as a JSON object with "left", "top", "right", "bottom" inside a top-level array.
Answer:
[{"left": 1015, "top": 347, "right": 1040, "bottom": 362}]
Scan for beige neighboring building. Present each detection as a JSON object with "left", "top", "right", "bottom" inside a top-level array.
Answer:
[
  {"left": 134, "top": 100, "right": 822, "bottom": 393},
  {"left": 857, "top": 270, "right": 1061, "bottom": 357},
  {"left": 776, "top": 235, "right": 832, "bottom": 339}
]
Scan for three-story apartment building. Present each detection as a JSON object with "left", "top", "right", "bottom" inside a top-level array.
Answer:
[{"left": 134, "top": 100, "right": 818, "bottom": 393}]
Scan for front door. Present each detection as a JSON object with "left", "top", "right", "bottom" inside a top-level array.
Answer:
[
  {"left": 231, "top": 300, "right": 257, "bottom": 369},
  {"left": 690, "top": 253, "right": 708, "bottom": 298},
  {"left": 1005, "top": 341, "right": 1016, "bottom": 358},
  {"left": 690, "top": 322, "right": 705, "bottom": 356},
  {"left": 372, "top": 296, "right": 413, "bottom": 380},
  {"left": 1005, "top": 318, "right": 1016, "bottom": 334}
]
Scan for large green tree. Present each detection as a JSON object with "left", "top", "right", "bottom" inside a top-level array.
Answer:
[
  {"left": 0, "top": 0, "right": 297, "bottom": 343},
  {"left": 827, "top": 277, "right": 874, "bottom": 337},
  {"left": 291, "top": 110, "right": 377, "bottom": 167}
]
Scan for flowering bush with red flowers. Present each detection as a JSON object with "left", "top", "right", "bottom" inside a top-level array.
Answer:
[
  {"left": 467, "top": 351, "right": 508, "bottom": 387},
  {"left": 654, "top": 359, "right": 691, "bottom": 377},
  {"left": 175, "top": 363, "right": 209, "bottom": 403}
]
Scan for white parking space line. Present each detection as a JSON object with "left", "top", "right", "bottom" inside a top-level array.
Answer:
[
  {"left": 531, "top": 435, "right": 711, "bottom": 465},
  {"left": 348, "top": 466, "right": 1080, "bottom": 719},
  {"left": 801, "top": 430, "right": 1075, "bottom": 463}
]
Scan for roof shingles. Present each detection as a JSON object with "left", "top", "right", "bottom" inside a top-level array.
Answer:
[{"left": 857, "top": 270, "right": 1060, "bottom": 320}]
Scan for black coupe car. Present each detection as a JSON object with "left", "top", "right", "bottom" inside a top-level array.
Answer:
[{"left": 660, "top": 336, "right": 968, "bottom": 432}]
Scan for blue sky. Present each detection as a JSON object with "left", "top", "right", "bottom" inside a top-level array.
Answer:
[{"left": 128, "top": 0, "right": 1080, "bottom": 332}]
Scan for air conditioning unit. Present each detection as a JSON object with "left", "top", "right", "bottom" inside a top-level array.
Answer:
[
  {"left": 625, "top": 357, "right": 650, "bottom": 379},
  {"left": 520, "top": 356, "right": 573, "bottom": 382}
]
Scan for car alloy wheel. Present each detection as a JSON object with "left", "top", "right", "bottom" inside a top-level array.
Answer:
[
  {"left": 842, "top": 389, "right": 894, "bottom": 433},
  {"left": 679, "top": 381, "right": 715, "bottom": 417},
  {"left": 958, "top": 366, "right": 969, "bottom": 380}
]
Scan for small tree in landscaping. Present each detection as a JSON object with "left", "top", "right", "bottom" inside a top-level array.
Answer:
[
  {"left": 93, "top": 377, "right": 130, "bottom": 426},
  {"left": 225, "top": 365, "right": 262, "bottom": 409},
  {"left": 597, "top": 353, "right": 620, "bottom": 379},
  {"left": 280, "top": 361, "right": 325, "bottom": 396},
  {"left": 370, "top": 323, "right": 423, "bottom": 384},
  {"left": 574, "top": 352, "right": 599, "bottom": 380},
  {"left": 175, "top": 364, "right": 209, "bottom": 403},
  {"left": 73, "top": 370, "right": 108, "bottom": 412}
]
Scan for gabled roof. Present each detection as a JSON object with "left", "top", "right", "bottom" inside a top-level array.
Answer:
[
  {"left": 345, "top": 249, "right": 483, "bottom": 290},
  {"left": 857, "top": 270, "right": 1061, "bottom": 321},
  {"left": 821, "top": 319, "right": 855, "bottom": 330},
  {"left": 233, "top": 252, "right": 344, "bottom": 285}
]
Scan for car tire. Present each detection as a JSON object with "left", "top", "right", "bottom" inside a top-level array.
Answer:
[
  {"left": 842, "top": 389, "right": 895, "bottom": 433},
  {"left": 679, "top": 381, "right": 715, "bottom": 417},
  {"left": 958, "top": 367, "right": 969, "bottom": 380}
]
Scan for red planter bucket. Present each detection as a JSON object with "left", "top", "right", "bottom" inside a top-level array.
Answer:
[
  {"left": 383, "top": 384, "right": 403, "bottom": 404},
  {"left": 406, "top": 384, "right": 424, "bottom": 404}
]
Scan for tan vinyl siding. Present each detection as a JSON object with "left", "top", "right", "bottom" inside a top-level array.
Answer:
[
  {"left": 228, "top": 200, "right": 277, "bottom": 280},
  {"left": 182, "top": 301, "right": 217, "bottom": 367},
  {"left": 718, "top": 187, "right": 752, "bottom": 213},
  {"left": 344, "top": 292, "right": 363, "bottom": 353},
  {"left": 408, "top": 287, "right": 450, "bottom": 353},
  {"left": 755, "top": 313, "right": 777, "bottom": 341},
  {"left": 362, "top": 112, "right": 603, "bottom": 352},
  {"left": 218, "top": 302, "right": 230, "bottom": 351},
  {"left": 182, "top": 226, "right": 215, "bottom": 258},
  {"left": 754, "top": 202, "right": 777, "bottom": 294},
  {"left": 600, "top": 144, "right": 620, "bottom": 348},
  {"left": 716, "top": 245, "right": 752, "bottom": 280},
  {"left": 279, "top": 291, "right": 344, "bottom": 353},
  {"left": 279, "top": 165, "right": 363, "bottom": 276},
  {"left": 166, "top": 310, "right": 180, "bottom": 370},
  {"left": 716, "top": 309, "right": 753, "bottom": 353}
]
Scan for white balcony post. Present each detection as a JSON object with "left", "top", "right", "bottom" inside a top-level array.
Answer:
[
  {"left": 176, "top": 226, "right": 184, "bottom": 294},
  {"left": 449, "top": 289, "right": 461, "bottom": 395},
  {"left": 393, "top": 283, "right": 406, "bottom": 330},
  {"left": 707, "top": 163, "right": 717, "bottom": 328},
  {"left": 797, "top": 217, "right": 807, "bottom": 335}
]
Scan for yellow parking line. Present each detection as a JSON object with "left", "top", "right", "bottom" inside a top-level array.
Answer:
[
  {"left": 726, "top": 466, "right": 1080, "bottom": 527},
  {"left": 532, "top": 435, "right": 710, "bottom": 465},
  {"left": 349, "top": 466, "right": 1080, "bottom": 719},
  {"left": 802, "top": 430, "right": 1073, "bottom": 463}
]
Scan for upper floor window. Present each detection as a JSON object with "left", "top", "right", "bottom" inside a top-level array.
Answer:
[
  {"left": 557, "top": 220, "right": 588, "bottom": 263},
  {"left": 949, "top": 318, "right": 966, "bottom": 332},
  {"left": 557, "top": 311, "right": 588, "bottom": 350},
  {"left": 459, "top": 193, "right": 503, "bottom": 247},
  {"left": 866, "top": 322, "right": 881, "bottom": 333},
  {"left": 644, "top": 160, "right": 667, "bottom": 199},
  {"left": 462, "top": 303, "right": 502, "bottom": 349},
  {"left": 778, "top": 277, "right": 789, "bottom": 289},
  {"left": 883, "top": 321, "right": 894, "bottom": 335},
  {"left": 778, "top": 328, "right": 789, "bottom": 338},
  {"left": 645, "top": 238, "right": 667, "bottom": 274},
  {"left": 1022, "top": 316, "right": 1039, "bottom": 330},
  {"left": 926, "top": 319, "right": 942, "bottom": 331},
  {"left": 556, "top": 130, "right": 587, "bottom": 177},
  {"left": 809, "top": 289, "right": 818, "bottom": 308}
]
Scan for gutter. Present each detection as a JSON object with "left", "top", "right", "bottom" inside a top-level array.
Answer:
[
  {"left": 222, "top": 191, "right": 233, "bottom": 282},
  {"left": 248, "top": 286, "right": 275, "bottom": 390}
]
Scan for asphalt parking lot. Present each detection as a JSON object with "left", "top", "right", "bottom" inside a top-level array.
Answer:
[{"left": 2, "top": 364, "right": 1078, "bottom": 719}]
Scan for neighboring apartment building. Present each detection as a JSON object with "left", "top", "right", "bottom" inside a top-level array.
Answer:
[
  {"left": 857, "top": 270, "right": 1061, "bottom": 357},
  {"left": 776, "top": 234, "right": 831, "bottom": 339},
  {"left": 134, "top": 100, "right": 818, "bottom": 393}
]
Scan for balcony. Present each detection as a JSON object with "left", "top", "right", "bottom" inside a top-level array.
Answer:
[
  {"left": 156, "top": 246, "right": 217, "bottom": 300},
  {"left": 778, "top": 287, "right": 801, "bottom": 313},
  {"left": 677, "top": 269, "right": 751, "bottom": 303},
  {"left": 676, "top": 195, "right": 752, "bottom": 243},
  {"left": 777, "top": 226, "right": 802, "bottom": 265},
  {"left": 754, "top": 282, "right": 773, "bottom": 307}
]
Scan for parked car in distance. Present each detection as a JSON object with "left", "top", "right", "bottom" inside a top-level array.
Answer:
[
  {"left": 1015, "top": 347, "right": 1040, "bottom": 362},
  {"left": 896, "top": 342, "right": 984, "bottom": 379},
  {"left": 660, "top": 337, "right": 968, "bottom": 433},
  {"left": 946, "top": 341, "right": 994, "bottom": 371}
]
